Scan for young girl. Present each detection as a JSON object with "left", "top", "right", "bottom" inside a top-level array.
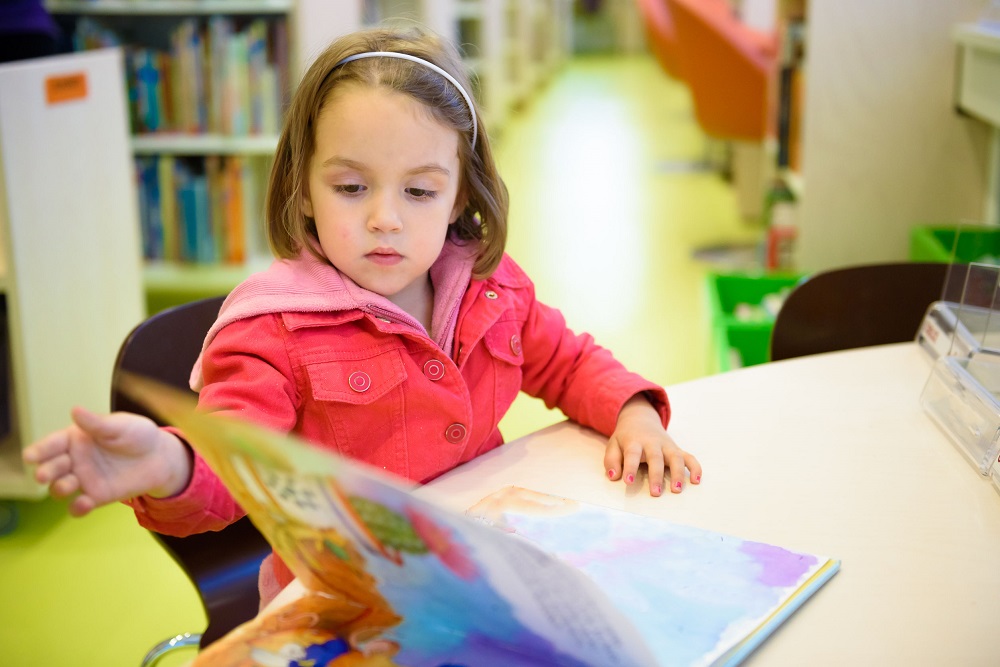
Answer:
[{"left": 24, "top": 26, "right": 701, "bottom": 606}]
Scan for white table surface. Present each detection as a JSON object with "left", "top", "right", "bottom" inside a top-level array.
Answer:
[{"left": 417, "top": 342, "right": 1000, "bottom": 666}]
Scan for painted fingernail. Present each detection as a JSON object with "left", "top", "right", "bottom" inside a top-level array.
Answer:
[
  {"left": 674, "top": 481, "right": 682, "bottom": 491},
  {"left": 626, "top": 473, "right": 635, "bottom": 484},
  {"left": 608, "top": 469, "right": 616, "bottom": 480},
  {"left": 694, "top": 475, "right": 701, "bottom": 483},
  {"left": 652, "top": 484, "right": 662, "bottom": 495}
]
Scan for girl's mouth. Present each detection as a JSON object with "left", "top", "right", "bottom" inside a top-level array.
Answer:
[{"left": 367, "top": 248, "right": 403, "bottom": 265}]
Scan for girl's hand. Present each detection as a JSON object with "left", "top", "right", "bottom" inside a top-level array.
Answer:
[
  {"left": 605, "top": 395, "right": 702, "bottom": 497},
  {"left": 22, "top": 407, "right": 193, "bottom": 516}
]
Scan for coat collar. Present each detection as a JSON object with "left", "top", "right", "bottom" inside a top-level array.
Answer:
[{"left": 189, "top": 240, "right": 478, "bottom": 390}]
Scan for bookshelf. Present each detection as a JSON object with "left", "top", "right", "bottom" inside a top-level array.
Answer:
[
  {"left": 45, "top": 0, "right": 357, "bottom": 313},
  {"left": 0, "top": 49, "right": 146, "bottom": 499}
]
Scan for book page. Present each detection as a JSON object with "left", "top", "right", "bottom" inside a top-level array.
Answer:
[
  {"left": 468, "top": 487, "right": 840, "bottom": 667},
  {"left": 119, "top": 374, "right": 658, "bottom": 667}
]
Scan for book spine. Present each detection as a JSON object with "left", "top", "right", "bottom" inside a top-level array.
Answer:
[
  {"left": 206, "top": 155, "right": 227, "bottom": 263},
  {"left": 192, "top": 174, "right": 214, "bottom": 263},
  {"left": 225, "top": 156, "right": 247, "bottom": 264},
  {"left": 157, "top": 155, "right": 179, "bottom": 262}
]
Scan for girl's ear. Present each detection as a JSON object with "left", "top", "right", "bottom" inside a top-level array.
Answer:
[
  {"left": 449, "top": 190, "right": 468, "bottom": 225},
  {"left": 300, "top": 185, "right": 315, "bottom": 219}
]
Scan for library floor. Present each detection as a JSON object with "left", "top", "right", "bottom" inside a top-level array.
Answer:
[{"left": 0, "top": 54, "right": 759, "bottom": 666}]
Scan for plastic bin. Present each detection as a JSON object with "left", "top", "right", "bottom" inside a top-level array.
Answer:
[
  {"left": 910, "top": 225, "right": 1000, "bottom": 264},
  {"left": 707, "top": 272, "right": 804, "bottom": 372}
]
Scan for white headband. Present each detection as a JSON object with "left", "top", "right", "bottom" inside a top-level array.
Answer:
[{"left": 335, "top": 51, "right": 478, "bottom": 147}]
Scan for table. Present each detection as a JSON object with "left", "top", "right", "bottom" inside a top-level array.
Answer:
[{"left": 416, "top": 342, "right": 1000, "bottom": 665}]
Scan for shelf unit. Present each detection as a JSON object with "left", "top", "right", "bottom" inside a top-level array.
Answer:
[
  {"left": 0, "top": 49, "right": 146, "bottom": 498},
  {"left": 45, "top": 0, "right": 355, "bottom": 313}
]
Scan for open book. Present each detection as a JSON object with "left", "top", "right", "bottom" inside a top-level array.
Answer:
[{"left": 121, "top": 374, "right": 839, "bottom": 667}]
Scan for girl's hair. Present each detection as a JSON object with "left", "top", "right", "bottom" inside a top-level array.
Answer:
[{"left": 266, "top": 26, "right": 509, "bottom": 279}]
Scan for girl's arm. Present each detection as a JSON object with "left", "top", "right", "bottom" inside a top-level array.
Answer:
[{"left": 507, "top": 263, "right": 700, "bottom": 495}]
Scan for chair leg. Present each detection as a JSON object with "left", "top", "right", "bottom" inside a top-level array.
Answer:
[{"left": 140, "top": 632, "right": 201, "bottom": 667}]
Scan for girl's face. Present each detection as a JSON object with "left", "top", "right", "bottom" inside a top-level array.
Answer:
[{"left": 302, "top": 83, "right": 464, "bottom": 316}]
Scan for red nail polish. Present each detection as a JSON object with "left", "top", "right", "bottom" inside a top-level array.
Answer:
[
  {"left": 674, "top": 481, "right": 682, "bottom": 490},
  {"left": 626, "top": 473, "right": 635, "bottom": 484},
  {"left": 608, "top": 469, "right": 615, "bottom": 479},
  {"left": 694, "top": 475, "right": 701, "bottom": 483},
  {"left": 652, "top": 484, "right": 662, "bottom": 495}
]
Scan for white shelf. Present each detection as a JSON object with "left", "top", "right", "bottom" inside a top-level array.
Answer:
[
  {"left": 144, "top": 257, "right": 272, "bottom": 294},
  {"left": 456, "top": 0, "right": 481, "bottom": 19},
  {"left": 954, "top": 22, "right": 1000, "bottom": 127},
  {"left": 46, "top": 0, "right": 292, "bottom": 15},
  {"left": 131, "top": 133, "right": 280, "bottom": 156}
]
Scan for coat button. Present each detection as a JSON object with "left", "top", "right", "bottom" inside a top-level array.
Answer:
[
  {"left": 445, "top": 423, "right": 467, "bottom": 443},
  {"left": 510, "top": 334, "right": 522, "bottom": 356},
  {"left": 423, "top": 359, "right": 445, "bottom": 381},
  {"left": 485, "top": 290, "right": 498, "bottom": 299},
  {"left": 348, "top": 371, "right": 371, "bottom": 392}
]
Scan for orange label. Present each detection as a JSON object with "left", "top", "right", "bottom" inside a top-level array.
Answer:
[{"left": 45, "top": 72, "right": 88, "bottom": 104}]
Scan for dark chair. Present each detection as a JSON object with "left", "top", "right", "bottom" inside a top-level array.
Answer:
[
  {"left": 770, "top": 262, "right": 953, "bottom": 361},
  {"left": 110, "top": 296, "right": 272, "bottom": 664}
]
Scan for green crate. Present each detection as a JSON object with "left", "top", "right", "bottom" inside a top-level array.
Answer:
[
  {"left": 708, "top": 272, "right": 803, "bottom": 327},
  {"left": 910, "top": 225, "right": 1000, "bottom": 264},
  {"left": 713, "top": 324, "right": 774, "bottom": 372},
  {"left": 707, "top": 272, "right": 804, "bottom": 372}
]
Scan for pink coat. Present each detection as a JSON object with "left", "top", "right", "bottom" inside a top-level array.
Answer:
[{"left": 127, "top": 244, "right": 670, "bottom": 600}]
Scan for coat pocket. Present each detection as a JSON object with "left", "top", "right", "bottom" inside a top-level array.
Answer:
[
  {"left": 304, "top": 349, "right": 408, "bottom": 471},
  {"left": 483, "top": 321, "right": 525, "bottom": 418}
]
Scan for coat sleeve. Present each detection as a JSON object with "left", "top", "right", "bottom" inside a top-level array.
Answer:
[
  {"left": 505, "top": 262, "right": 671, "bottom": 437},
  {"left": 125, "top": 313, "right": 299, "bottom": 537}
]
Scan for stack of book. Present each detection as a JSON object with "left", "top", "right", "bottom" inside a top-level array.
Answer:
[
  {"left": 74, "top": 15, "right": 289, "bottom": 136},
  {"left": 135, "top": 155, "right": 269, "bottom": 264}
]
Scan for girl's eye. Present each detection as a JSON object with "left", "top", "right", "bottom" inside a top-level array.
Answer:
[
  {"left": 334, "top": 184, "right": 365, "bottom": 195},
  {"left": 406, "top": 187, "right": 436, "bottom": 199}
]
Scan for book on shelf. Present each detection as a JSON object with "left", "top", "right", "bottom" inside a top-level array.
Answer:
[
  {"left": 119, "top": 374, "right": 841, "bottom": 667},
  {"left": 136, "top": 154, "right": 266, "bottom": 265},
  {"left": 69, "top": 14, "right": 286, "bottom": 136}
]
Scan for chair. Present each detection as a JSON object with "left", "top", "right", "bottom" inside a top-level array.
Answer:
[
  {"left": 769, "top": 262, "right": 952, "bottom": 362},
  {"left": 664, "top": 0, "right": 777, "bottom": 142},
  {"left": 636, "top": 0, "right": 684, "bottom": 80},
  {"left": 110, "top": 296, "right": 273, "bottom": 664}
]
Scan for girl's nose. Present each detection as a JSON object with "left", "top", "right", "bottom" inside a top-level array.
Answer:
[{"left": 366, "top": 191, "right": 403, "bottom": 233}]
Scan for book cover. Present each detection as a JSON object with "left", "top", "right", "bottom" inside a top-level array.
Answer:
[{"left": 119, "top": 374, "right": 838, "bottom": 667}]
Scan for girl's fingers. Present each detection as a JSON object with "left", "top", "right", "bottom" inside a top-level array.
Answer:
[
  {"left": 620, "top": 444, "right": 643, "bottom": 487},
  {"left": 50, "top": 473, "right": 80, "bottom": 499},
  {"left": 70, "top": 406, "right": 114, "bottom": 440},
  {"left": 644, "top": 446, "right": 666, "bottom": 496},
  {"left": 33, "top": 452, "right": 73, "bottom": 485},
  {"left": 686, "top": 453, "right": 703, "bottom": 485},
  {"left": 22, "top": 430, "right": 70, "bottom": 465},
  {"left": 665, "top": 451, "right": 686, "bottom": 493},
  {"left": 604, "top": 438, "right": 624, "bottom": 481},
  {"left": 68, "top": 494, "right": 97, "bottom": 518}
]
